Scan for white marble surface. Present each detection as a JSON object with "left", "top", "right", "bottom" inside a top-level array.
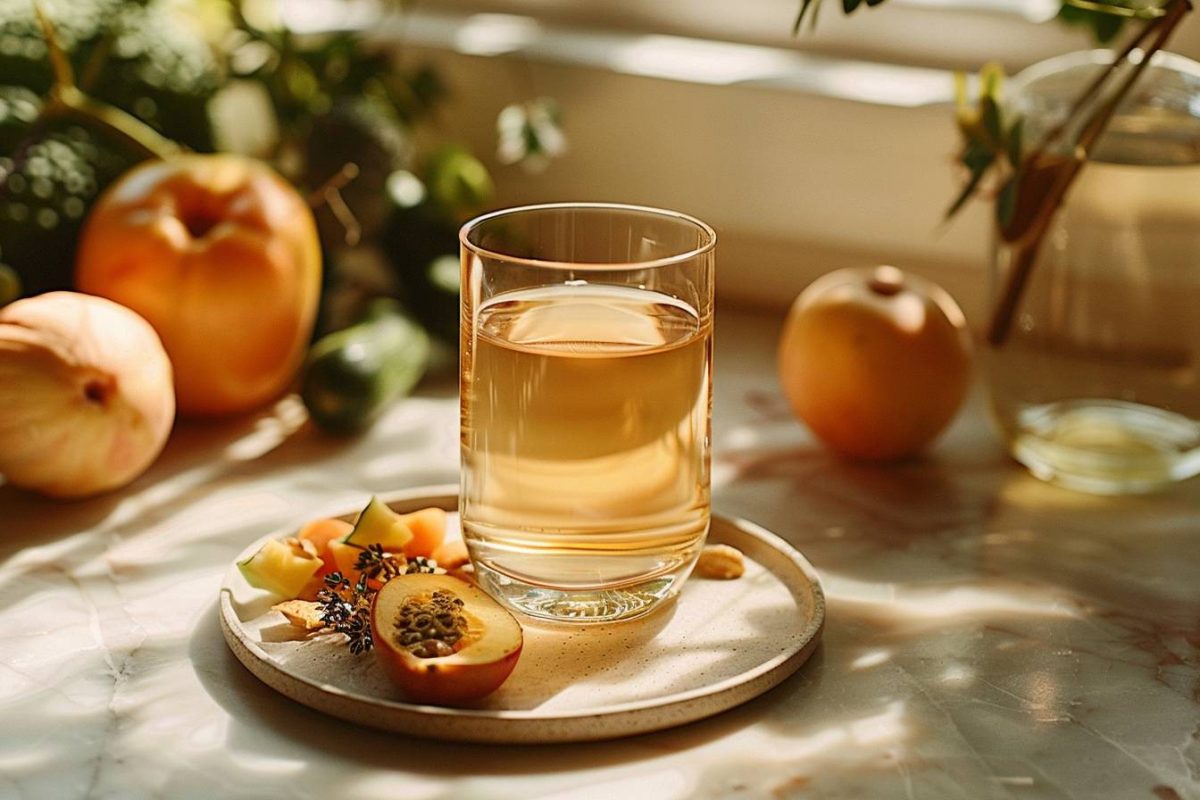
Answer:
[{"left": 1, "top": 308, "right": 1197, "bottom": 800}]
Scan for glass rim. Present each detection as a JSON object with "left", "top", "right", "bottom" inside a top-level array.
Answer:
[
  {"left": 459, "top": 202, "right": 717, "bottom": 271},
  {"left": 1012, "top": 48, "right": 1200, "bottom": 96}
]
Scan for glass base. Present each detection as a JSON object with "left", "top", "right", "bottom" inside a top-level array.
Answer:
[
  {"left": 1011, "top": 399, "right": 1200, "bottom": 494},
  {"left": 472, "top": 560, "right": 690, "bottom": 623}
]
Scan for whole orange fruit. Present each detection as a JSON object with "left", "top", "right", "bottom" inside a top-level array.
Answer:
[
  {"left": 76, "top": 154, "right": 321, "bottom": 416},
  {"left": 778, "top": 266, "right": 971, "bottom": 461}
]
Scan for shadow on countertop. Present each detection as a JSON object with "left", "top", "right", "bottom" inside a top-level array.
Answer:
[{"left": 188, "top": 596, "right": 826, "bottom": 785}]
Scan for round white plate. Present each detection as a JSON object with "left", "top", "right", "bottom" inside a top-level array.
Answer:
[{"left": 219, "top": 485, "right": 825, "bottom": 743}]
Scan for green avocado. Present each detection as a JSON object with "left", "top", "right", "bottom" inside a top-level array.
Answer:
[
  {"left": 380, "top": 203, "right": 460, "bottom": 343},
  {"left": 300, "top": 299, "right": 431, "bottom": 434}
]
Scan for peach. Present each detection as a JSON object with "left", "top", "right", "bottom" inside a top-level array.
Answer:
[
  {"left": 777, "top": 265, "right": 971, "bottom": 461},
  {"left": 0, "top": 292, "right": 174, "bottom": 498},
  {"left": 77, "top": 154, "right": 321, "bottom": 416}
]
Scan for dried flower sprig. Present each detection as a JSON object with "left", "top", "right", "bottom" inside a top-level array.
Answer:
[
  {"left": 353, "top": 543, "right": 408, "bottom": 582},
  {"left": 316, "top": 572, "right": 375, "bottom": 655},
  {"left": 312, "top": 549, "right": 446, "bottom": 653}
]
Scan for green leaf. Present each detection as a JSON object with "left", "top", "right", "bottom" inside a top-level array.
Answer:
[
  {"left": 794, "top": 0, "right": 889, "bottom": 32},
  {"left": 995, "top": 175, "right": 1018, "bottom": 230},
  {"left": 960, "top": 140, "right": 995, "bottom": 174},
  {"left": 1006, "top": 117, "right": 1025, "bottom": 169},
  {"left": 980, "top": 96, "right": 1004, "bottom": 147},
  {"left": 945, "top": 162, "right": 988, "bottom": 220},
  {"left": 1057, "top": 4, "right": 1129, "bottom": 43},
  {"left": 497, "top": 97, "right": 566, "bottom": 171}
]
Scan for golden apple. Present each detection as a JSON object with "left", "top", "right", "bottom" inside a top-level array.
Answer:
[
  {"left": 76, "top": 154, "right": 321, "bottom": 417},
  {"left": 778, "top": 265, "right": 971, "bottom": 461}
]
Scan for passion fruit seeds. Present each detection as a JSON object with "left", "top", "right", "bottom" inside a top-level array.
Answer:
[{"left": 393, "top": 590, "right": 467, "bottom": 658}]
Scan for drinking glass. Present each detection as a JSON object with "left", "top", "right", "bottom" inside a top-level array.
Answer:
[{"left": 459, "top": 203, "right": 715, "bottom": 622}]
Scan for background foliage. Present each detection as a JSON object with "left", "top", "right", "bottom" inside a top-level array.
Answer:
[{"left": 0, "top": 0, "right": 563, "bottom": 338}]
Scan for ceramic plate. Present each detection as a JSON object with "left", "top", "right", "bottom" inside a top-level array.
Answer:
[{"left": 218, "top": 485, "right": 825, "bottom": 743}]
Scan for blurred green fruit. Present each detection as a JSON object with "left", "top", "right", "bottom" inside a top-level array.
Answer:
[
  {"left": 0, "top": 121, "right": 139, "bottom": 295},
  {"left": 305, "top": 96, "right": 409, "bottom": 247},
  {"left": 380, "top": 203, "right": 460, "bottom": 343},
  {"left": 0, "top": 263, "right": 20, "bottom": 305},
  {"left": 301, "top": 298, "right": 431, "bottom": 433},
  {"left": 425, "top": 145, "right": 493, "bottom": 217},
  {"left": 0, "top": 0, "right": 221, "bottom": 295}
]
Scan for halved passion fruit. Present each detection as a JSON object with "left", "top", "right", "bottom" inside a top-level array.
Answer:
[{"left": 370, "top": 574, "right": 523, "bottom": 704}]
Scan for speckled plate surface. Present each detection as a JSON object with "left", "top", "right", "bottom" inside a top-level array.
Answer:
[{"left": 218, "top": 485, "right": 825, "bottom": 744}]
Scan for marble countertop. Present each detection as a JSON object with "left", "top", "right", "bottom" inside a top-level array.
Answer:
[{"left": 1, "top": 308, "right": 1197, "bottom": 800}]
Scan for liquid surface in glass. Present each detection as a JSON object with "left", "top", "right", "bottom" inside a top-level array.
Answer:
[{"left": 461, "top": 283, "right": 711, "bottom": 592}]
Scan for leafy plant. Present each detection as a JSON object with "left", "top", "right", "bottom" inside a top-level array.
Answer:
[
  {"left": 0, "top": 0, "right": 565, "bottom": 338},
  {"left": 0, "top": 0, "right": 210, "bottom": 295},
  {"left": 793, "top": 0, "right": 1192, "bottom": 344},
  {"left": 795, "top": 0, "right": 1173, "bottom": 41},
  {"left": 946, "top": 64, "right": 1021, "bottom": 224}
]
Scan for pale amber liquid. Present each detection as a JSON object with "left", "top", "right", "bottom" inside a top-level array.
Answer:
[
  {"left": 461, "top": 284, "right": 711, "bottom": 591},
  {"left": 986, "top": 157, "right": 1200, "bottom": 491}
]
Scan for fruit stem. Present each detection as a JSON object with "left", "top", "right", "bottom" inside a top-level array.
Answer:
[
  {"left": 867, "top": 266, "right": 905, "bottom": 296},
  {"left": 83, "top": 376, "right": 114, "bottom": 406},
  {"left": 43, "top": 86, "right": 182, "bottom": 161},
  {"left": 307, "top": 163, "right": 363, "bottom": 244},
  {"left": 986, "top": 0, "right": 1192, "bottom": 347},
  {"left": 31, "top": 3, "right": 182, "bottom": 161}
]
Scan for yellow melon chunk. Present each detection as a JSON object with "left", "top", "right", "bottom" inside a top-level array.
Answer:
[{"left": 238, "top": 539, "right": 323, "bottom": 598}]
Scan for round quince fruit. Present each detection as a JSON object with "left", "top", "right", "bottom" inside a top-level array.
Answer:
[
  {"left": 0, "top": 291, "right": 174, "bottom": 498},
  {"left": 778, "top": 265, "right": 972, "bottom": 462},
  {"left": 76, "top": 154, "right": 321, "bottom": 416}
]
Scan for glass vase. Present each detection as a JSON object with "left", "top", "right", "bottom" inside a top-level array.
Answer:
[{"left": 985, "top": 50, "right": 1200, "bottom": 494}]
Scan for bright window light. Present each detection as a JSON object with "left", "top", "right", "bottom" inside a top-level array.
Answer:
[
  {"left": 896, "top": 0, "right": 1060, "bottom": 23},
  {"left": 455, "top": 14, "right": 543, "bottom": 57},
  {"left": 613, "top": 35, "right": 795, "bottom": 86}
]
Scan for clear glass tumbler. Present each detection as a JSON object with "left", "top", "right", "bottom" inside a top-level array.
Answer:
[
  {"left": 985, "top": 51, "right": 1200, "bottom": 494},
  {"left": 459, "top": 203, "right": 715, "bottom": 622}
]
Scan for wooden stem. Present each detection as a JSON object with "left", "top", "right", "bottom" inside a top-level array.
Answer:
[
  {"left": 307, "top": 163, "right": 362, "bottom": 246},
  {"left": 985, "top": 0, "right": 1192, "bottom": 347},
  {"left": 16, "top": 4, "right": 181, "bottom": 161}
]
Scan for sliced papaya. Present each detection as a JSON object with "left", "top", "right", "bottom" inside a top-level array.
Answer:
[
  {"left": 398, "top": 507, "right": 447, "bottom": 558},
  {"left": 328, "top": 539, "right": 366, "bottom": 583},
  {"left": 297, "top": 517, "right": 354, "bottom": 576}
]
